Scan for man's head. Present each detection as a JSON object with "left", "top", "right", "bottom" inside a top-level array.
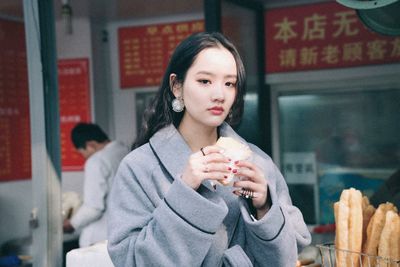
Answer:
[{"left": 71, "top": 123, "right": 110, "bottom": 159}]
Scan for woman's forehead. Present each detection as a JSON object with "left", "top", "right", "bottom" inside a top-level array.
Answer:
[{"left": 189, "top": 47, "right": 237, "bottom": 76}]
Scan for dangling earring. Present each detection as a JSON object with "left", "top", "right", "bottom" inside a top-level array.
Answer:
[{"left": 172, "top": 97, "right": 184, "bottom": 112}]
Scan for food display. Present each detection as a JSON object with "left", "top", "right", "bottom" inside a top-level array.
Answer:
[
  {"left": 378, "top": 210, "right": 400, "bottom": 267},
  {"left": 363, "top": 202, "right": 397, "bottom": 266},
  {"left": 334, "top": 188, "right": 362, "bottom": 267},
  {"left": 333, "top": 188, "right": 400, "bottom": 267},
  {"left": 361, "top": 196, "right": 375, "bottom": 250},
  {"left": 215, "top": 137, "right": 252, "bottom": 186}
]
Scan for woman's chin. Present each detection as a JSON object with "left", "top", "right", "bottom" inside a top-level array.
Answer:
[{"left": 205, "top": 119, "right": 226, "bottom": 128}]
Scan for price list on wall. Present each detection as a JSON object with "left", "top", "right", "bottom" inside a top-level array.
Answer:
[
  {"left": 0, "top": 19, "right": 31, "bottom": 181},
  {"left": 118, "top": 20, "right": 204, "bottom": 88},
  {"left": 58, "top": 58, "right": 92, "bottom": 171}
]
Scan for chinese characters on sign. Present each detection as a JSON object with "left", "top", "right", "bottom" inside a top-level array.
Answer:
[
  {"left": 265, "top": 2, "right": 400, "bottom": 73},
  {"left": 118, "top": 20, "right": 204, "bottom": 88},
  {"left": 58, "top": 58, "right": 92, "bottom": 171},
  {"left": 283, "top": 152, "right": 317, "bottom": 184},
  {"left": 0, "top": 19, "right": 31, "bottom": 181}
]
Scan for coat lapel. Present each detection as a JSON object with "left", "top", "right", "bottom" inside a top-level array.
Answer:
[{"left": 149, "top": 124, "right": 192, "bottom": 181}]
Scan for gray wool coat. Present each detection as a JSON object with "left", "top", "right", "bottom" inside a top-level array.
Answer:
[{"left": 107, "top": 123, "right": 311, "bottom": 267}]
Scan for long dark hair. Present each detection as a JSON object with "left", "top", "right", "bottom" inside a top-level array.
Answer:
[{"left": 133, "top": 32, "right": 246, "bottom": 149}]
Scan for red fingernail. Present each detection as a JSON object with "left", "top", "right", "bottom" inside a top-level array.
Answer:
[
  {"left": 228, "top": 158, "right": 232, "bottom": 162},
  {"left": 232, "top": 169, "right": 237, "bottom": 173},
  {"left": 224, "top": 175, "right": 228, "bottom": 178},
  {"left": 234, "top": 161, "right": 239, "bottom": 165},
  {"left": 227, "top": 167, "right": 232, "bottom": 171}
]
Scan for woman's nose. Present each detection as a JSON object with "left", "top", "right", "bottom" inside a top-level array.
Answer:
[{"left": 211, "top": 83, "right": 225, "bottom": 102}]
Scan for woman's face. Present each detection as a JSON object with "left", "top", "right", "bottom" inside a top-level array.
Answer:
[{"left": 173, "top": 46, "right": 237, "bottom": 130}]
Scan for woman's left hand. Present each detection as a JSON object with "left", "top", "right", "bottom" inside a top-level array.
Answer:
[{"left": 232, "top": 160, "right": 270, "bottom": 219}]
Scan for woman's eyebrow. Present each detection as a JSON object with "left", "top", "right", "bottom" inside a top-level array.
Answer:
[
  {"left": 195, "top": 71, "right": 237, "bottom": 79},
  {"left": 195, "top": 71, "right": 214, "bottom": 76},
  {"left": 225, "top": 74, "right": 237, "bottom": 79}
]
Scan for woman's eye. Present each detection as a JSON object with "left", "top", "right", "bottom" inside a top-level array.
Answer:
[
  {"left": 226, "top": 82, "right": 236, "bottom": 87},
  {"left": 198, "top": 79, "right": 210, "bottom": 84}
]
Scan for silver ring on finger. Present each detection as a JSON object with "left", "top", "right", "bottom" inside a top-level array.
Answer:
[{"left": 240, "top": 188, "right": 254, "bottom": 199}]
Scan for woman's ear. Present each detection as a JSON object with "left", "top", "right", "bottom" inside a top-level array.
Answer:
[{"left": 169, "top": 73, "right": 182, "bottom": 98}]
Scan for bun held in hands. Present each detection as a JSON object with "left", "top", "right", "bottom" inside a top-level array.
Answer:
[{"left": 216, "top": 137, "right": 252, "bottom": 186}]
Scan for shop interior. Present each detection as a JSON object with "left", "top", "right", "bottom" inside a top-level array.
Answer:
[{"left": 0, "top": 0, "right": 399, "bottom": 266}]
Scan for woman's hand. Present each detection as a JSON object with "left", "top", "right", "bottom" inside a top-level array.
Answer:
[
  {"left": 181, "top": 146, "right": 231, "bottom": 190},
  {"left": 232, "top": 160, "right": 270, "bottom": 219}
]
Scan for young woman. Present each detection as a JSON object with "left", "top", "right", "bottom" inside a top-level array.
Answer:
[{"left": 107, "top": 32, "right": 311, "bottom": 266}]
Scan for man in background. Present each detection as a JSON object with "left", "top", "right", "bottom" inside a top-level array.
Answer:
[{"left": 63, "top": 122, "right": 129, "bottom": 247}]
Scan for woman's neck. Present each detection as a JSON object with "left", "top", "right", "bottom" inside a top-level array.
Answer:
[{"left": 178, "top": 121, "right": 218, "bottom": 152}]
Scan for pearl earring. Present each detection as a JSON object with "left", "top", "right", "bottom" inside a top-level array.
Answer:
[{"left": 172, "top": 97, "right": 184, "bottom": 112}]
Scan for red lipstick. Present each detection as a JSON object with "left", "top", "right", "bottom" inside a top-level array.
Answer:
[{"left": 208, "top": 106, "right": 224, "bottom": 115}]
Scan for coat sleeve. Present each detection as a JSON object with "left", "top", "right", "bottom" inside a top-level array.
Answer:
[
  {"left": 238, "top": 145, "right": 312, "bottom": 267},
  {"left": 107, "top": 157, "right": 229, "bottom": 267}
]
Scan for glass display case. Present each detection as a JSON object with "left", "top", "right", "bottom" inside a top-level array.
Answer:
[{"left": 275, "top": 87, "right": 400, "bottom": 224}]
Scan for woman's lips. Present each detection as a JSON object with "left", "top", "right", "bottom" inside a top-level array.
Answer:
[{"left": 209, "top": 106, "right": 224, "bottom": 115}]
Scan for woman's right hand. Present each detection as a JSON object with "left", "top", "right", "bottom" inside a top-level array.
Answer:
[{"left": 180, "top": 145, "right": 231, "bottom": 190}]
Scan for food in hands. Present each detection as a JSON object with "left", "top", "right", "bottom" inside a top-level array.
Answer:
[{"left": 215, "top": 137, "right": 252, "bottom": 186}]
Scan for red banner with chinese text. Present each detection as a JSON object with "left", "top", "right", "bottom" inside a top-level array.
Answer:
[
  {"left": 265, "top": 2, "right": 400, "bottom": 73},
  {"left": 0, "top": 19, "right": 31, "bottom": 181},
  {"left": 58, "top": 58, "right": 92, "bottom": 171},
  {"left": 118, "top": 20, "right": 204, "bottom": 88},
  {"left": 0, "top": 20, "right": 91, "bottom": 181}
]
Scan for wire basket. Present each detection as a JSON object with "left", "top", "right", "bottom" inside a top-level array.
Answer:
[{"left": 316, "top": 243, "right": 400, "bottom": 267}]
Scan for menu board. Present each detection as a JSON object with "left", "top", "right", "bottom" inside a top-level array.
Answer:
[
  {"left": 0, "top": 19, "right": 31, "bottom": 181},
  {"left": 265, "top": 2, "right": 400, "bottom": 73},
  {"left": 58, "top": 58, "right": 92, "bottom": 171},
  {"left": 118, "top": 20, "right": 204, "bottom": 88}
]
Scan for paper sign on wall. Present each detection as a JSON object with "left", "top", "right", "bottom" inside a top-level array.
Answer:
[{"left": 283, "top": 152, "right": 317, "bottom": 184}]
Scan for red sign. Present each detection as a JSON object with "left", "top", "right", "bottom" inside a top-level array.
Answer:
[
  {"left": 58, "top": 58, "right": 91, "bottom": 171},
  {"left": 0, "top": 19, "right": 31, "bottom": 181},
  {"left": 265, "top": 2, "right": 400, "bottom": 73},
  {"left": 0, "top": 18, "right": 91, "bottom": 180},
  {"left": 118, "top": 20, "right": 204, "bottom": 88}
]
